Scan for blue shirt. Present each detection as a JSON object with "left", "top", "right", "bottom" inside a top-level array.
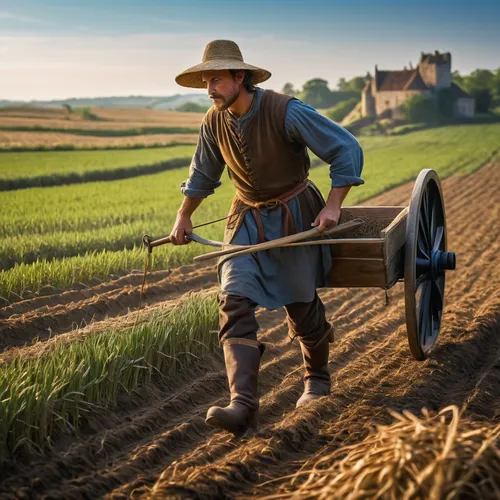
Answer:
[
  {"left": 181, "top": 88, "right": 365, "bottom": 310},
  {"left": 181, "top": 87, "right": 364, "bottom": 198}
]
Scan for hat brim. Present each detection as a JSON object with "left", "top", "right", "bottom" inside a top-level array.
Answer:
[{"left": 175, "top": 60, "right": 271, "bottom": 89}]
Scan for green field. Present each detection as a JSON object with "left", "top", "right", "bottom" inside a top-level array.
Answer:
[
  {"left": 0, "top": 123, "right": 499, "bottom": 303},
  {"left": 0, "top": 145, "right": 194, "bottom": 180}
]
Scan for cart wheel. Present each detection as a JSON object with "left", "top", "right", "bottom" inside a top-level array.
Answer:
[{"left": 404, "top": 169, "right": 456, "bottom": 360}]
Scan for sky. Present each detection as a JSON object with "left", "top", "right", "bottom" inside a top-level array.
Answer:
[{"left": 1, "top": 0, "right": 499, "bottom": 101}]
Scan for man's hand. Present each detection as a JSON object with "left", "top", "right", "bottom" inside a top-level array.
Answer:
[
  {"left": 312, "top": 206, "right": 341, "bottom": 232},
  {"left": 312, "top": 186, "right": 351, "bottom": 232},
  {"left": 169, "top": 214, "right": 193, "bottom": 245}
]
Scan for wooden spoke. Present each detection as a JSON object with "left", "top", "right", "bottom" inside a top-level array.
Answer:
[
  {"left": 418, "top": 218, "right": 431, "bottom": 258},
  {"left": 418, "top": 281, "right": 432, "bottom": 345},
  {"left": 431, "top": 279, "right": 444, "bottom": 311},
  {"left": 433, "top": 226, "right": 444, "bottom": 252},
  {"left": 415, "top": 273, "right": 430, "bottom": 291}
]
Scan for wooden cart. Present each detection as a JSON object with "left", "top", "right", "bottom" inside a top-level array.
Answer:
[
  {"left": 144, "top": 169, "right": 456, "bottom": 361},
  {"left": 326, "top": 169, "right": 456, "bottom": 360}
]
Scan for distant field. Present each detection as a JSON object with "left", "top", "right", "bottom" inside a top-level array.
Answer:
[
  {"left": 0, "top": 122, "right": 498, "bottom": 303},
  {"left": 0, "top": 131, "right": 199, "bottom": 152},
  {"left": 0, "top": 106, "right": 205, "bottom": 127},
  {"left": 0, "top": 145, "right": 195, "bottom": 189},
  {"left": 0, "top": 106, "right": 203, "bottom": 150}
]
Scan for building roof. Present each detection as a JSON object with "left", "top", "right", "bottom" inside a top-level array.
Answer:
[
  {"left": 375, "top": 69, "right": 428, "bottom": 91},
  {"left": 362, "top": 80, "right": 372, "bottom": 93},
  {"left": 404, "top": 71, "right": 428, "bottom": 90},
  {"left": 450, "top": 82, "right": 472, "bottom": 99}
]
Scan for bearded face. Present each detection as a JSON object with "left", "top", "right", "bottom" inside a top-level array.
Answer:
[{"left": 202, "top": 70, "right": 243, "bottom": 111}]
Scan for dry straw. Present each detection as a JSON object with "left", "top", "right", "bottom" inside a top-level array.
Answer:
[{"left": 264, "top": 405, "right": 500, "bottom": 499}]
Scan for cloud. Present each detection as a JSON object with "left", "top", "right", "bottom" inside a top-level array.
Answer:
[{"left": 0, "top": 10, "right": 51, "bottom": 25}]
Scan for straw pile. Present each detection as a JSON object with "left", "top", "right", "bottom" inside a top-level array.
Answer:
[{"left": 273, "top": 406, "right": 500, "bottom": 499}]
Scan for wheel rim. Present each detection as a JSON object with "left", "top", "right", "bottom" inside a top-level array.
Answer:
[{"left": 404, "top": 169, "right": 456, "bottom": 360}]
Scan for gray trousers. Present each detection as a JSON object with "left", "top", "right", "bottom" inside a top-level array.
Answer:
[{"left": 218, "top": 292, "right": 329, "bottom": 345}]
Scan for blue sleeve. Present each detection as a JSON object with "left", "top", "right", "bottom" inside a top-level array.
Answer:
[
  {"left": 180, "top": 118, "right": 226, "bottom": 198},
  {"left": 285, "top": 99, "right": 364, "bottom": 188}
]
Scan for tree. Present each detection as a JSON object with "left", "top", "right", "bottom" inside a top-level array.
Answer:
[
  {"left": 491, "top": 68, "right": 500, "bottom": 100},
  {"left": 400, "top": 95, "right": 438, "bottom": 124},
  {"left": 345, "top": 76, "right": 367, "bottom": 92},
  {"left": 281, "top": 82, "right": 296, "bottom": 96},
  {"left": 175, "top": 102, "right": 210, "bottom": 113},
  {"left": 452, "top": 70, "right": 464, "bottom": 88},
  {"left": 299, "top": 78, "right": 332, "bottom": 108},
  {"left": 472, "top": 88, "right": 493, "bottom": 113},
  {"left": 336, "top": 78, "right": 347, "bottom": 91},
  {"left": 336, "top": 75, "right": 370, "bottom": 92},
  {"left": 466, "top": 69, "right": 494, "bottom": 93}
]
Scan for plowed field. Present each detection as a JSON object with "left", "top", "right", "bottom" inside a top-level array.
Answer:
[{"left": 1, "top": 161, "right": 499, "bottom": 499}]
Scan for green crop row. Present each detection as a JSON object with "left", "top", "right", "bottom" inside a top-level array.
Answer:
[
  {"left": 0, "top": 141, "right": 196, "bottom": 153},
  {"left": 0, "top": 244, "right": 210, "bottom": 304},
  {"left": 0, "top": 292, "right": 219, "bottom": 460},
  {"left": 0, "top": 158, "right": 191, "bottom": 191},
  {"left": 0, "top": 144, "right": 195, "bottom": 181}
]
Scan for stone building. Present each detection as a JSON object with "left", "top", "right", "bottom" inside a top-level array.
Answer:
[{"left": 362, "top": 51, "right": 474, "bottom": 119}]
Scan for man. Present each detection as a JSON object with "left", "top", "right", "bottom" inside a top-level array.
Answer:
[{"left": 171, "top": 40, "right": 364, "bottom": 436}]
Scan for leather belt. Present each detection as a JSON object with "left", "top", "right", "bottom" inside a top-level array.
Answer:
[{"left": 235, "top": 179, "right": 310, "bottom": 243}]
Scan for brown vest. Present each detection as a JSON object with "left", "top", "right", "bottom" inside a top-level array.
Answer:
[{"left": 205, "top": 89, "right": 311, "bottom": 203}]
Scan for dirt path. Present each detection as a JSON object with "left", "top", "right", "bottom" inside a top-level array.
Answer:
[{"left": 1, "top": 162, "right": 499, "bottom": 499}]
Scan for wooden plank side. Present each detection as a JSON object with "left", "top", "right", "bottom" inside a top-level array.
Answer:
[
  {"left": 382, "top": 208, "right": 408, "bottom": 259},
  {"left": 385, "top": 245, "right": 405, "bottom": 288},
  {"left": 341, "top": 206, "right": 406, "bottom": 220},
  {"left": 327, "top": 257, "right": 387, "bottom": 287},
  {"left": 329, "top": 239, "right": 385, "bottom": 259},
  {"left": 381, "top": 206, "right": 408, "bottom": 237}
]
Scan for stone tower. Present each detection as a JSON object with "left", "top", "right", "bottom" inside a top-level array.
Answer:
[
  {"left": 418, "top": 51, "right": 451, "bottom": 89},
  {"left": 361, "top": 78, "right": 376, "bottom": 118}
]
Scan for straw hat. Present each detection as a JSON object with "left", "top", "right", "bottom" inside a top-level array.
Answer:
[{"left": 175, "top": 40, "right": 271, "bottom": 89}]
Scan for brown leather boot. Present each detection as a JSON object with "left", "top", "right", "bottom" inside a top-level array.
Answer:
[
  {"left": 206, "top": 338, "right": 264, "bottom": 436},
  {"left": 296, "top": 323, "right": 334, "bottom": 408}
]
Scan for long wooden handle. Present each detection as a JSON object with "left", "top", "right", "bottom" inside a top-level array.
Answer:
[
  {"left": 193, "top": 219, "right": 363, "bottom": 262},
  {"left": 150, "top": 235, "right": 171, "bottom": 248}
]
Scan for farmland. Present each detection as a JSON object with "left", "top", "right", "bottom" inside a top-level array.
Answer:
[
  {"left": 0, "top": 122, "right": 498, "bottom": 304},
  {"left": 0, "top": 106, "right": 203, "bottom": 151},
  {"left": 0, "top": 106, "right": 499, "bottom": 498}
]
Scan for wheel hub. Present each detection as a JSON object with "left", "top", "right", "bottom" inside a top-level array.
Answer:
[{"left": 417, "top": 250, "right": 456, "bottom": 281}]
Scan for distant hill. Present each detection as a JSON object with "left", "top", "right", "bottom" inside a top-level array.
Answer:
[{"left": 0, "top": 94, "right": 211, "bottom": 110}]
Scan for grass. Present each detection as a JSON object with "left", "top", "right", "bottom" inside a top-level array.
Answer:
[
  {"left": 0, "top": 292, "right": 219, "bottom": 460},
  {"left": 0, "top": 122, "right": 498, "bottom": 303},
  {"left": 0, "top": 158, "right": 191, "bottom": 191},
  {"left": 0, "top": 145, "right": 195, "bottom": 181}
]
